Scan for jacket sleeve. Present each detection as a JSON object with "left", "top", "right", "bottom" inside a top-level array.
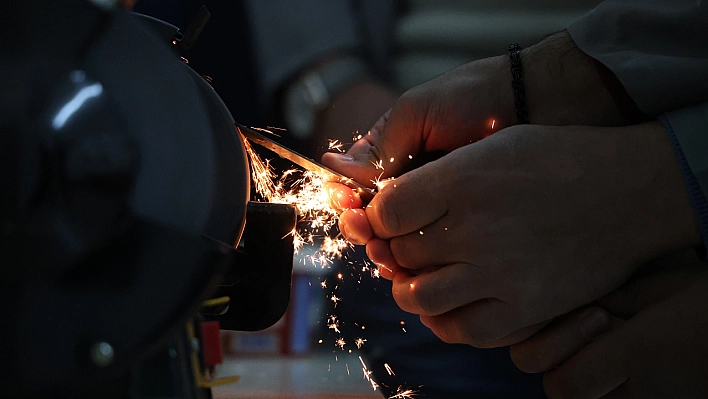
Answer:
[
  {"left": 568, "top": 0, "right": 708, "bottom": 116},
  {"left": 662, "top": 102, "right": 708, "bottom": 252}
]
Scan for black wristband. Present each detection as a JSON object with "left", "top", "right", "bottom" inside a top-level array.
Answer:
[{"left": 508, "top": 43, "right": 530, "bottom": 124}]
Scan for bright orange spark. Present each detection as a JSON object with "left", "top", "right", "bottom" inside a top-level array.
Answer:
[{"left": 355, "top": 338, "right": 367, "bottom": 349}]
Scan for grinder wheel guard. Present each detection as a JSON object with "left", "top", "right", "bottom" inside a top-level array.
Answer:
[{"left": 0, "top": 1, "right": 295, "bottom": 396}]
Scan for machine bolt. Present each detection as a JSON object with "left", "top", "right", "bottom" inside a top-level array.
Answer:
[{"left": 90, "top": 341, "right": 115, "bottom": 367}]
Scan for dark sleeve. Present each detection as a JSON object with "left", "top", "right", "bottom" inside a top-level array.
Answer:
[{"left": 568, "top": 0, "right": 708, "bottom": 115}]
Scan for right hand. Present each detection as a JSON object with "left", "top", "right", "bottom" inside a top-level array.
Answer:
[
  {"left": 322, "top": 31, "right": 644, "bottom": 186},
  {"left": 322, "top": 54, "right": 515, "bottom": 185}
]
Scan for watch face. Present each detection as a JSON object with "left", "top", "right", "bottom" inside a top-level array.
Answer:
[{"left": 284, "top": 84, "right": 316, "bottom": 140}]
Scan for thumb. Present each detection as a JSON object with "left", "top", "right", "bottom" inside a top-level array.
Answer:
[{"left": 322, "top": 98, "right": 427, "bottom": 187}]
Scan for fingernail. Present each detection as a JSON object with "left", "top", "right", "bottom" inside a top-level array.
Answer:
[{"left": 581, "top": 309, "right": 610, "bottom": 340}]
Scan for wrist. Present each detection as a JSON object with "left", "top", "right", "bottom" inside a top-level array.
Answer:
[{"left": 521, "top": 31, "right": 645, "bottom": 127}]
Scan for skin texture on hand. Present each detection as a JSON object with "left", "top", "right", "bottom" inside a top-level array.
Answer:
[{"left": 332, "top": 122, "right": 700, "bottom": 348}]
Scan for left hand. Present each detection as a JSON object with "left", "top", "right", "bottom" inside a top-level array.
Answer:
[
  {"left": 516, "top": 266, "right": 708, "bottom": 399},
  {"left": 337, "top": 122, "right": 700, "bottom": 347}
]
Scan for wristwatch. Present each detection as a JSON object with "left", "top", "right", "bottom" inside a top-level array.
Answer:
[{"left": 283, "top": 56, "right": 368, "bottom": 140}]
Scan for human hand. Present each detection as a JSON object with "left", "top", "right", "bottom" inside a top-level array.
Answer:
[
  {"left": 322, "top": 31, "right": 644, "bottom": 187},
  {"left": 509, "top": 248, "right": 704, "bottom": 373},
  {"left": 339, "top": 122, "right": 700, "bottom": 347},
  {"left": 511, "top": 258, "right": 708, "bottom": 399}
]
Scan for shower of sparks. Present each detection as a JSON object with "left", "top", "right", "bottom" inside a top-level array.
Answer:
[
  {"left": 355, "top": 338, "right": 367, "bottom": 349},
  {"left": 372, "top": 159, "right": 385, "bottom": 170},
  {"left": 243, "top": 135, "right": 349, "bottom": 263},
  {"left": 384, "top": 363, "right": 395, "bottom": 375},
  {"left": 388, "top": 387, "right": 418, "bottom": 399},
  {"left": 328, "top": 139, "right": 345, "bottom": 152},
  {"left": 244, "top": 132, "right": 414, "bottom": 394}
]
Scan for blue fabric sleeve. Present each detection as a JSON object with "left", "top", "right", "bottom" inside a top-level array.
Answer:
[{"left": 661, "top": 103, "right": 708, "bottom": 256}]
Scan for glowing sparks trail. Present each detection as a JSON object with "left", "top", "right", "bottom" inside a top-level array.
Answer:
[{"left": 384, "top": 363, "right": 395, "bottom": 376}]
